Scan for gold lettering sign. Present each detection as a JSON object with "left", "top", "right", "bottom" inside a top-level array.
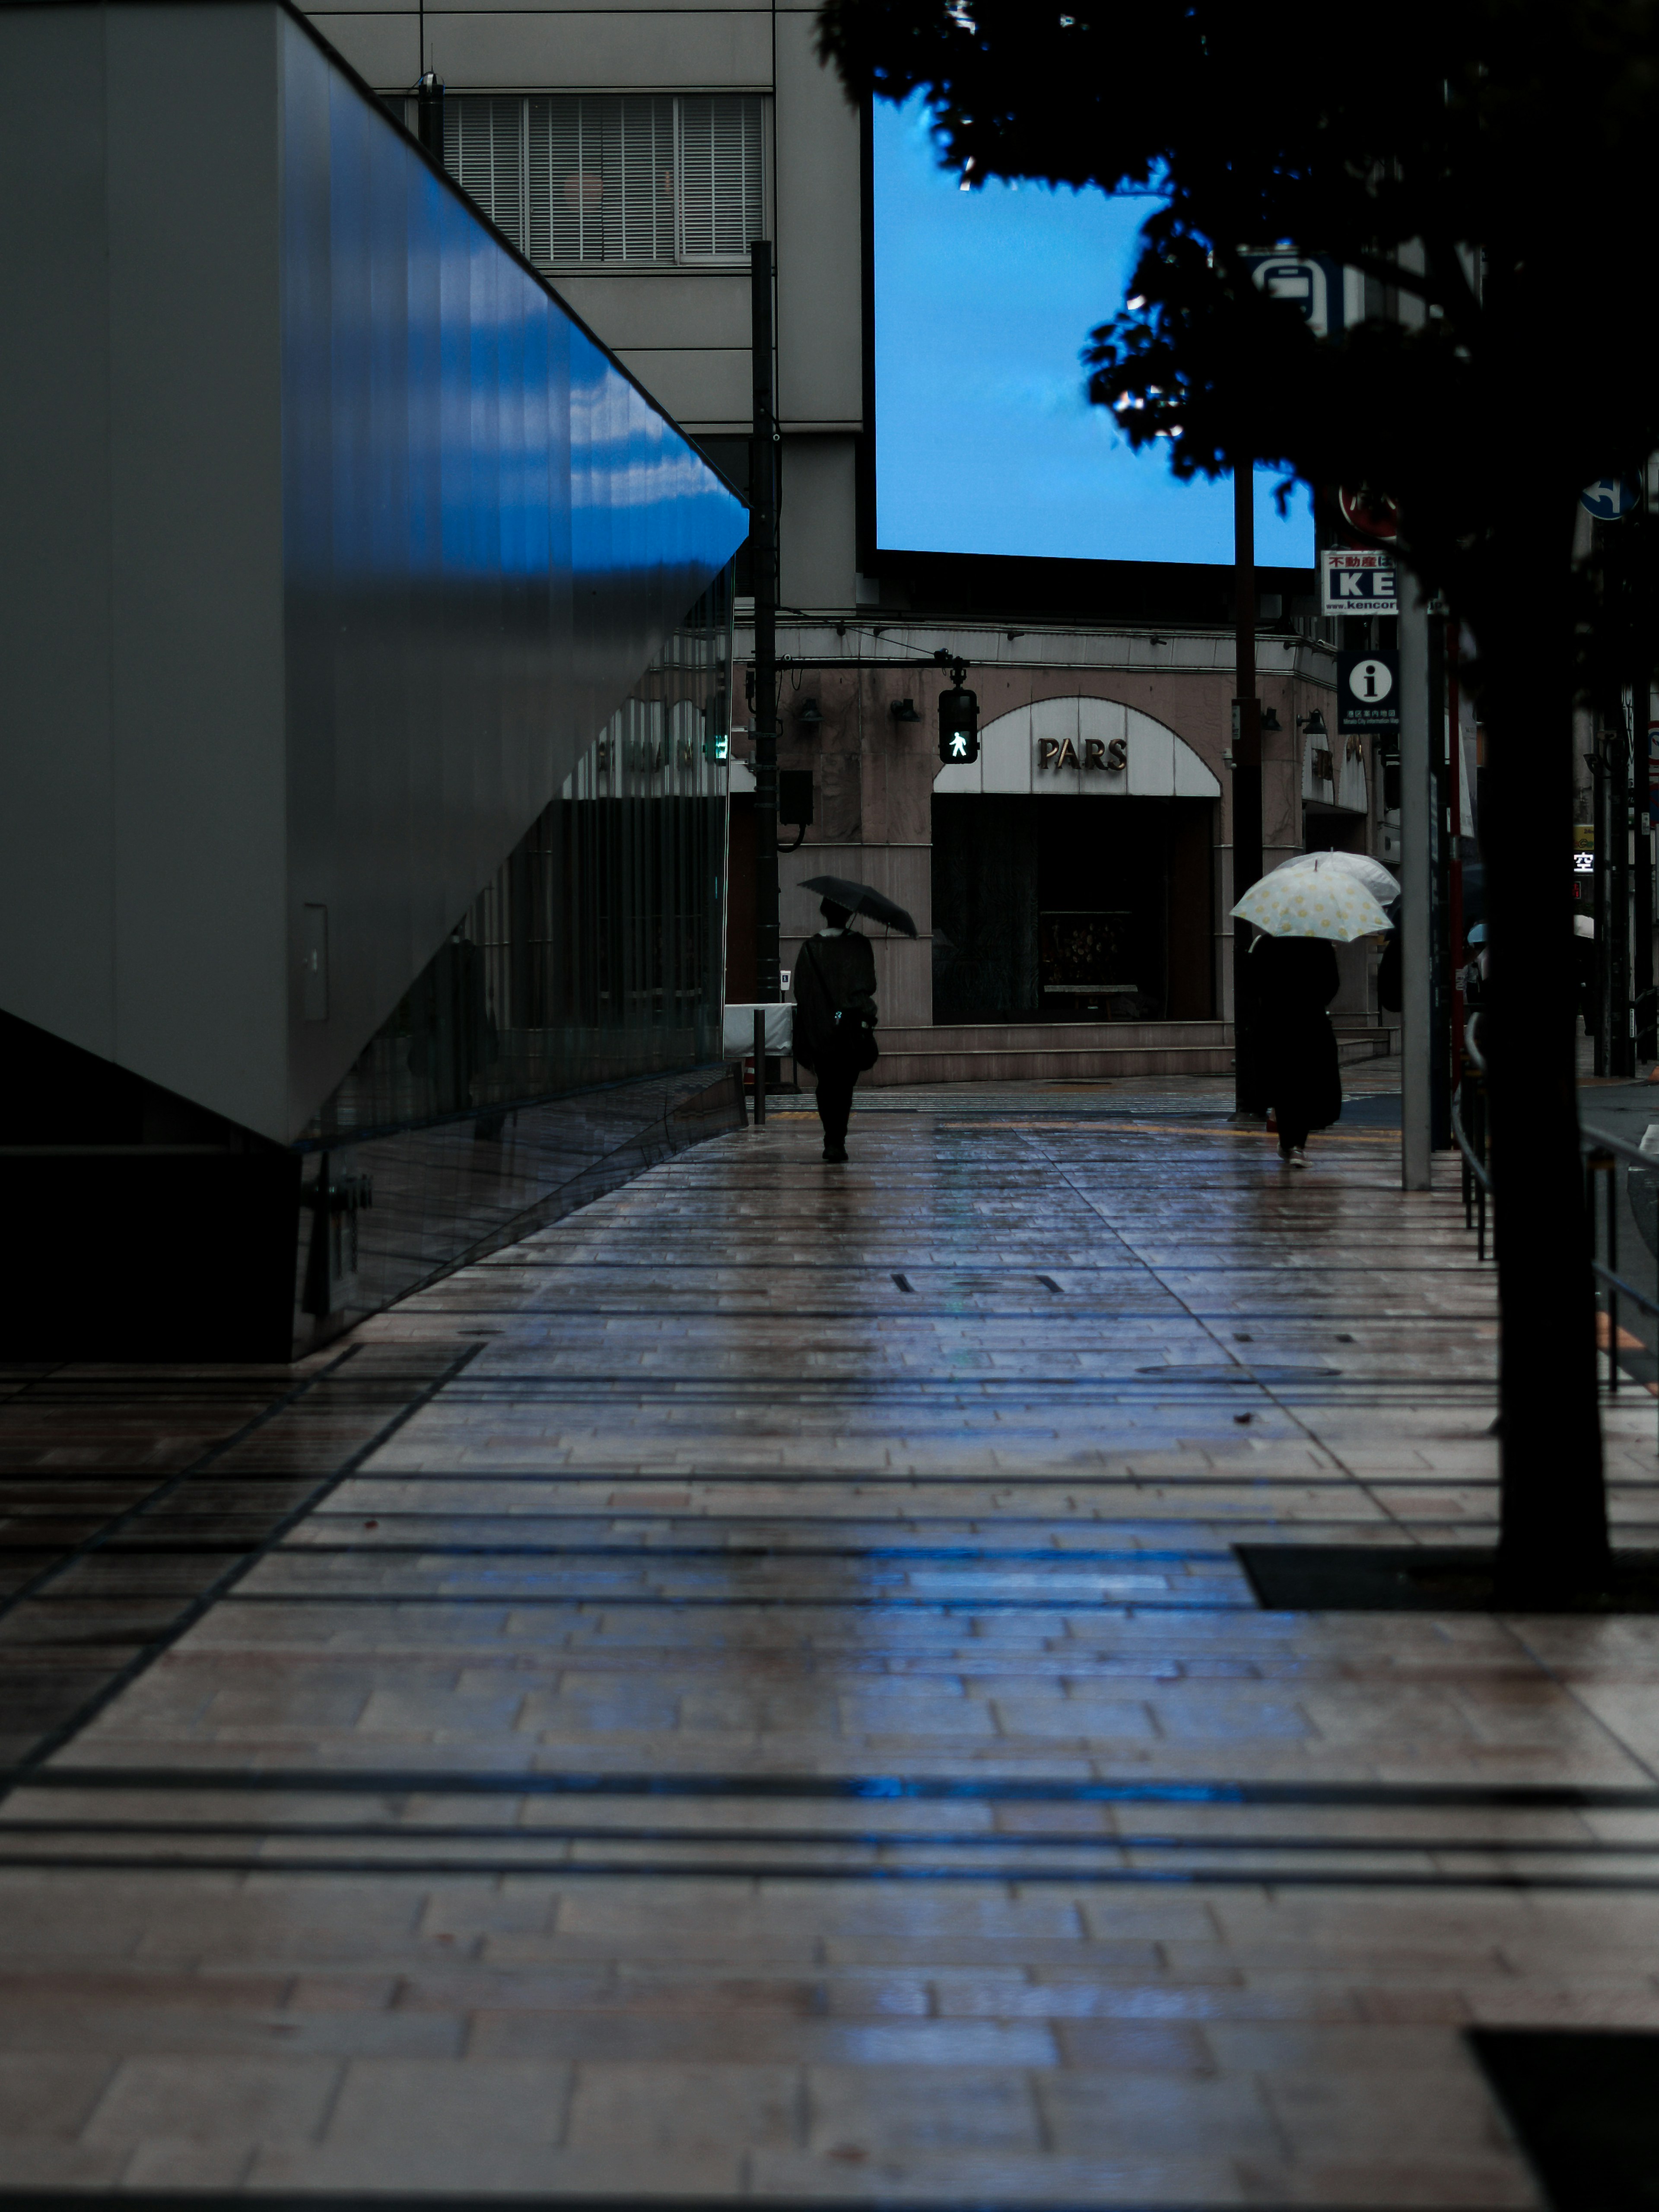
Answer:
[{"left": 1036, "top": 734, "right": 1129, "bottom": 771}]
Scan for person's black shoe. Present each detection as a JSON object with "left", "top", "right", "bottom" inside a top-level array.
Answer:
[{"left": 823, "top": 1143, "right": 849, "bottom": 1163}]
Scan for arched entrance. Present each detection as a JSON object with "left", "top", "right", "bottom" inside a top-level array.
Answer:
[{"left": 932, "top": 699, "right": 1220, "bottom": 1022}]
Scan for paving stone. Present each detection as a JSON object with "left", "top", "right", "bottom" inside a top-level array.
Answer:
[{"left": 0, "top": 1081, "right": 1646, "bottom": 2199}]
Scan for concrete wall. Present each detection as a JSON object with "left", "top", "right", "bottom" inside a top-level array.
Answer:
[{"left": 747, "top": 621, "right": 1346, "bottom": 1032}]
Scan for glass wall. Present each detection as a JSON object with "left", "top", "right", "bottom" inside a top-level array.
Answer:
[{"left": 304, "top": 573, "right": 732, "bottom": 1144}]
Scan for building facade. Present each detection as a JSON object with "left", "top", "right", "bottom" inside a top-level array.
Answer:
[
  {"left": 0, "top": 0, "right": 745, "bottom": 1357},
  {"left": 309, "top": 0, "right": 1379, "bottom": 1081}
]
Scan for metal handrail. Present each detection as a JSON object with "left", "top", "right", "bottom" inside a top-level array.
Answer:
[
  {"left": 1580, "top": 1129, "right": 1659, "bottom": 1401},
  {"left": 1577, "top": 1121, "right": 1659, "bottom": 1178},
  {"left": 1446, "top": 1011, "right": 1659, "bottom": 1425},
  {"left": 1589, "top": 1254, "right": 1659, "bottom": 1320},
  {"left": 1449, "top": 1092, "right": 1491, "bottom": 1193}
]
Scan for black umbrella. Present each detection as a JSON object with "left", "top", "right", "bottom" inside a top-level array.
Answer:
[{"left": 799, "top": 874, "right": 918, "bottom": 938}]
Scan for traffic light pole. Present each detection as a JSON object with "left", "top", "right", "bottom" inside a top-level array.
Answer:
[
  {"left": 1429, "top": 612, "right": 1452, "bottom": 1148},
  {"left": 1231, "top": 461, "right": 1264, "bottom": 1116},
  {"left": 1637, "top": 675, "right": 1655, "bottom": 1061},
  {"left": 1398, "top": 579, "right": 1433, "bottom": 1189},
  {"left": 415, "top": 70, "right": 443, "bottom": 158},
  {"left": 1608, "top": 710, "right": 1633, "bottom": 1078},
  {"left": 750, "top": 242, "right": 780, "bottom": 1008}
]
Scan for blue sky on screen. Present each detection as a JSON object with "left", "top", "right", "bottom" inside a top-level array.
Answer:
[{"left": 873, "top": 93, "right": 1313, "bottom": 567}]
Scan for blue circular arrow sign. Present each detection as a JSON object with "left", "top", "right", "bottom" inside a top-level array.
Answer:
[{"left": 1580, "top": 477, "right": 1642, "bottom": 519}]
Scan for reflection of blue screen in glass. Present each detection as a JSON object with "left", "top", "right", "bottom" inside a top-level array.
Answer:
[{"left": 874, "top": 94, "right": 1313, "bottom": 568}]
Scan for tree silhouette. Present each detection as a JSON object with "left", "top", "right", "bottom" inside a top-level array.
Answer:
[{"left": 820, "top": 0, "right": 1659, "bottom": 1596}]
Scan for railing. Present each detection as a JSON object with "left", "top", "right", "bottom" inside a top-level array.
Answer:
[
  {"left": 1579, "top": 1122, "right": 1659, "bottom": 1402},
  {"left": 1452, "top": 1011, "right": 1659, "bottom": 1427},
  {"left": 1451, "top": 1017, "right": 1492, "bottom": 1262}
]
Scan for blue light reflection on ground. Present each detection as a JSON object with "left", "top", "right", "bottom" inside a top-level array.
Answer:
[{"left": 874, "top": 92, "right": 1313, "bottom": 567}]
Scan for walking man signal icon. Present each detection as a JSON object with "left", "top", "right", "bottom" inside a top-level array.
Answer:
[{"left": 938, "top": 677, "right": 980, "bottom": 766}]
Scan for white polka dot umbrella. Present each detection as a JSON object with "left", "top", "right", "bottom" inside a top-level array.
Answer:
[
  {"left": 1232, "top": 865, "right": 1393, "bottom": 941},
  {"left": 1273, "top": 850, "right": 1400, "bottom": 906}
]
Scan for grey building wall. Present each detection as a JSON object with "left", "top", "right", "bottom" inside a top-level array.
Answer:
[{"left": 0, "top": 0, "right": 744, "bottom": 1146}]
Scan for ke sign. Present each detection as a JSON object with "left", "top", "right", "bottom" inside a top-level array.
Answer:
[
  {"left": 1321, "top": 548, "right": 1400, "bottom": 616},
  {"left": 1337, "top": 650, "right": 1400, "bottom": 735}
]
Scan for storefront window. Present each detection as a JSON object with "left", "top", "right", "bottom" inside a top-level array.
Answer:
[{"left": 303, "top": 573, "right": 733, "bottom": 1143}]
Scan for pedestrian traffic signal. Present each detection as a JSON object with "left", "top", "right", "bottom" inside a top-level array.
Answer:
[{"left": 938, "top": 682, "right": 979, "bottom": 765}]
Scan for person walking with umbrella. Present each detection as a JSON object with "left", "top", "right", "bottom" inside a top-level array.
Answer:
[
  {"left": 1232, "top": 857, "right": 1394, "bottom": 1168},
  {"left": 791, "top": 875, "right": 915, "bottom": 1163}
]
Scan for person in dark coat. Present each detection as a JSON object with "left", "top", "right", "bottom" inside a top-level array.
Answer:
[
  {"left": 1376, "top": 906, "right": 1402, "bottom": 1014},
  {"left": 1252, "top": 933, "right": 1343, "bottom": 1166},
  {"left": 791, "top": 899, "right": 878, "bottom": 1162}
]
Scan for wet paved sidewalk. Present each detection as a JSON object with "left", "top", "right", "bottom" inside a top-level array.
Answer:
[{"left": 1, "top": 1085, "right": 1658, "bottom": 2203}]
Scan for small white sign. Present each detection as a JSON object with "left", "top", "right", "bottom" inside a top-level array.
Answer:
[
  {"left": 1243, "top": 253, "right": 1342, "bottom": 339},
  {"left": 1321, "top": 548, "right": 1399, "bottom": 616},
  {"left": 722, "top": 1003, "right": 794, "bottom": 1060}
]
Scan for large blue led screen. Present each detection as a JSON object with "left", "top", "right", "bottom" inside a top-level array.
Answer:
[{"left": 874, "top": 94, "right": 1314, "bottom": 568}]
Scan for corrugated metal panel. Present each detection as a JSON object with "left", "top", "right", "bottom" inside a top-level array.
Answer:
[{"left": 0, "top": 1, "right": 747, "bottom": 1145}]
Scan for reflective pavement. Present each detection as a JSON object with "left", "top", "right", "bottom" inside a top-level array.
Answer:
[{"left": 0, "top": 1078, "right": 1656, "bottom": 2202}]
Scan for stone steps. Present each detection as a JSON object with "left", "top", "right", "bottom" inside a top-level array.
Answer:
[{"left": 863, "top": 1018, "right": 1398, "bottom": 1087}]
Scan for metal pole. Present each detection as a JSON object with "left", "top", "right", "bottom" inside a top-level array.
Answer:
[
  {"left": 1608, "top": 1157, "right": 1620, "bottom": 1392},
  {"left": 1637, "top": 675, "right": 1654, "bottom": 1060},
  {"left": 750, "top": 243, "right": 780, "bottom": 1010},
  {"left": 752, "top": 1008, "right": 766, "bottom": 1125},
  {"left": 1628, "top": 681, "right": 1637, "bottom": 1079},
  {"left": 1594, "top": 730, "right": 1609, "bottom": 1075},
  {"left": 1231, "top": 460, "right": 1264, "bottom": 1117},
  {"left": 1429, "top": 613, "right": 1452, "bottom": 1149},
  {"left": 1449, "top": 640, "right": 1465, "bottom": 1087},
  {"left": 416, "top": 71, "right": 443, "bottom": 159},
  {"left": 1399, "top": 576, "right": 1433, "bottom": 1189}
]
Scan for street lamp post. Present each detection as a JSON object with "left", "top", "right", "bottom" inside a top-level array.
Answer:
[
  {"left": 1398, "top": 578, "right": 1433, "bottom": 1189},
  {"left": 1232, "top": 460, "right": 1264, "bottom": 1117},
  {"left": 750, "top": 242, "right": 780, "bottom": 1009}
]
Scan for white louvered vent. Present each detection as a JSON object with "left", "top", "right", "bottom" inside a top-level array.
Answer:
[
  {"left": 677, "top": 95, "right": 763, "bottom": 261},
  {"left": 442, "top": 95, "right": 525, "bottom": 253},
  {"left": 527, "top": 96, "right": 674, "bottom": 265},
  {"left": 445, "top": 93, "right": 763, "bottom": 267},
  {"left": 620, "top": 97, "right": 677, "bottom": 262}
]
